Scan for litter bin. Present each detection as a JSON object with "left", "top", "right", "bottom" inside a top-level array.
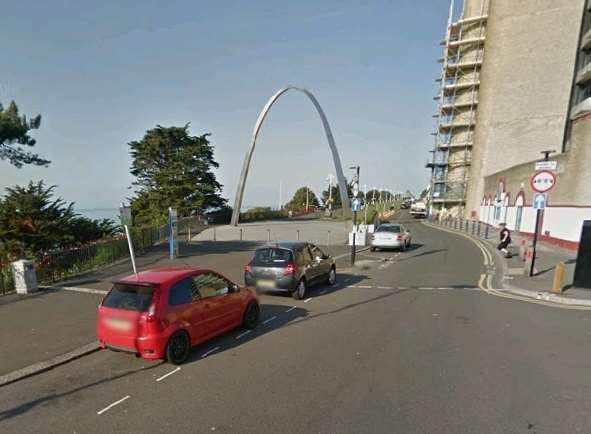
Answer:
[
  {"left": 574, "top": 220, "right": 591, "bottom": 289},
  {"left": 12, "top": 259, "right": 38, "bottom": 294}
]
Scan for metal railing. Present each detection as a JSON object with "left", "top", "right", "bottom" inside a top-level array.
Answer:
[{"left": 428, "top": 215, "right": 492, "bottom": 240}]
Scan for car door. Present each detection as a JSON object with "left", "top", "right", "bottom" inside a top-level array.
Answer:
[
  {"left": 212, "top": 273, "right": 244, "bottom": 329},
  {"left": 304, "top": 244, "right": 322, "bottom": 284},
  {"left": 309, "top": 244, "right": 330, "bottom": 281},
  {"left": 166, "top": 277, "right": 208, "bottom": 345},
  {"left": 192, "top": 272, "right": 236, "bottom": 338}
]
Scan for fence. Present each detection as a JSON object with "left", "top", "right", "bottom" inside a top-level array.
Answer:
[
  {"left": 0, "top": 217, "right": 206, "bottom": 293},
  {"left": 428, "top": 215, "right": 494, "bottom": 240}
]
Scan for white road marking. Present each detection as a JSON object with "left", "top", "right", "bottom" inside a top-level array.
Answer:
[
  {"left": 418, "top": 287, "right": 435, "bottom": 290},
  {"left": 201, "top": 346, "right": 220, "bottom": 358},
  {"left": 284, "top": 306, "right": 296, "bottom": 313},
  {"left": 97, "top": 395, "right": 130, "bottom": 415},
  {"left": 263, "top": 316, "right": 277, "bottom": 324},
  {"left": 304, "top": 298, "right": 313, "bottom": 303},
  {"left": 236, "top": 330, "right": 251, "bottom": 339},
  {"left": 398, "top": 286, "right": 408, "bottom": 290},
  {"left": 357, "top": 285, "right": 372, "bottom": 289},
  {"left": 377, "top": 286, "right": 393, "bottom": 289},
  {"left": 156, "top": 367, "right": 181, "bottom": 382},
  {"left": 438, "top": 287, "right": 454, "bottom": 290}
]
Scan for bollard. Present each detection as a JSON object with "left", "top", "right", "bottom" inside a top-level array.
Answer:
[
  {"left": 523, "top": 247, "right": 536, "bottom": 276},
  {"left": 240, "top": 228, "right": 243, "bottom": 241},
  {"left": 454, "top": 219, "right": 458, "bottom": 230},
  {"left": 296, "top": 230, "right": 300, "bottom": 241},
  {"left": 471, "top": 221, "right": 476, "bottom": 236},
  {"left": 267, "top": 229, "right": 271, "bottom": 242},
  {"left": 213, "top": 226, "right": 217, "bottom": 242},
  {"left": 188, "top": 226, "right": 191, "bottom": 244},
  {"left": 477, "top": 221, "right": 481, "bottom": 237},
  {"left": 484, "top": 224, "right": 489, "bottom": 239},
  {"left": 327, "top": 230, "right": 331, "bottom": 246},
  {"left": 552, "top": 261, "right": 566, "bottom": 293},
  {"left": 518, "top": 239, "right": 528, "bottom": 261}
]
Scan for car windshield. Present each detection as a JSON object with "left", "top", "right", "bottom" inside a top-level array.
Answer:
[
  {"left": 102, "top": 283, "right": 155, "bottom": 312},
  {"left": 376, "top": 225, "right": 401, "bottom": 233},
  {"left": 252, "top": 248, "right": 293, "bottom": 267}
]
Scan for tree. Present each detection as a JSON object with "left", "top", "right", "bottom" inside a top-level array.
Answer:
[
  {"left": 0, "top": 181, "right": 117, "bottom": 255},
  {"left": 0, "top": 101, "right": 48, "bottom": 168},
  {"left": 128, "top": 124, "right": 226, "bottom": 225},
  {"left": 366, "top": 189, "right": 381, "bottom": 203},
  {"left": 321, "top": 180, "right": 356, "bottom": 208},
  {"left": 285, "top": 187, "right": 319, "bottom": 210}
]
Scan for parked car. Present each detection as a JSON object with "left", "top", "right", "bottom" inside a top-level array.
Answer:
[
  {"left": 410, "top": 201, "right": 427, "bottom": 218},
  {"left": 244, "top": 241, "right": 336, "bottom": 300},
  {"left": 96, "top": 267, "right": 259, "bottom": 364},
  {"left": 370, "top": 224, "right": 412, "bottom": 251}
]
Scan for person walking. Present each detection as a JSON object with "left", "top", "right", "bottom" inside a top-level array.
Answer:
[{"left": 497, "top": 222, "right": 512, "bottom": 258}]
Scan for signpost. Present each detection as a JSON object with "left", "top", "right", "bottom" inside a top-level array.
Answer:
[
  {"left": 529, "top": 151, "right": 556, "bottom": 276},
  {"left": 169, "top": 208, "right": 179, "bottom": 260},
  {"left": 535, "top": 160, "right": 557, "bottom": 171},
  {"left": 350, "top": 166, "right": 360, "bottom": 266}
]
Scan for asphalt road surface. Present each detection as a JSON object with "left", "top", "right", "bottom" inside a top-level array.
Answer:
[{"left": 2, "top": 212, "right": 591, "bottom": 433}]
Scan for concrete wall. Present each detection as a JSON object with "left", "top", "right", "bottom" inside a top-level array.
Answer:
[{"left": 465, "top": 0, "right": 586, "bottom": 216}]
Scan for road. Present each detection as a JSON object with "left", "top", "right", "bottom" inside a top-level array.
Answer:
[{"left": 2, "top": 212, "right": 591, "bottom": 433}]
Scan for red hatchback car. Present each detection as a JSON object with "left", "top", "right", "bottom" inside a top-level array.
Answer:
[{"left": 96, "top": 267, "right": 259, "bottom": 364}]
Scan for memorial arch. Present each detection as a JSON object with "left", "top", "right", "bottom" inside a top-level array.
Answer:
[{"left": 231, "top": 86, "right": 351, "bottom": 225}]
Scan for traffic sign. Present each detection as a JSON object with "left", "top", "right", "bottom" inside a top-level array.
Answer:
[
  {"left": 530, "top": 170, "right": 556, "bottom": 193},
  {"left": 352, "top": 198, "right": 362, "bottom": 212},
  {"left": 533, "top": 192, "right": 548, "bottom": 210},
  {"left": 352, "top": 182, "right": 359, "bottom": 198},
  {"left": 535, "top": 160, "right": 557, "bottom": 171}
]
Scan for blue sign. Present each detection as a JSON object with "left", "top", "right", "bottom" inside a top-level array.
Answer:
[
  {"left": 533, "top": 192, "right": 547, "bottom": 210},
  {"left": 169, "top": 208, "right": 179, "bottom": 259},
  {"left": 352, "top": 198, "right": 362, "bottom": 212}
]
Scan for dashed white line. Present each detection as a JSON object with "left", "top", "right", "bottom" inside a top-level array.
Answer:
[
  {"left": 236, "top": 330, "right": 251, "bottom": 339},
  {"left": 201, "top": 346, "right": 220, "bottom": 358},
  {"left": 418, "top": 287, "right": 435, "bottom": 290},
  {"left": 398, "top": 286, "right": 408, "bottom": 290},
  {"left": 377, "top": 286, "right": 393, "bottom": 289},
  {"left": 357, "top": 285, "right": 372, "bottom": 289},
  {"left": 263, "top": 316, "right": 277, "bottom": 324},
  {"left": 304, "top": 298, "right": 313, "bottom": 303},
  {"left": 438, "top": 287, "right": 454, "bottom": 290},
  {"left": 97, "top": 395, "right": 130, "bottom": 415},
  {"left": 156, "top": 367, "right": 181, "bottom": 382},
  {"left": 284, "top": 306, "right": 296, "bottom": 313}
]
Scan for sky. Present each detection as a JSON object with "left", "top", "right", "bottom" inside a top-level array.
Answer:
[{"left": 0, "top": 0, "right": 451, "bottom": 211}]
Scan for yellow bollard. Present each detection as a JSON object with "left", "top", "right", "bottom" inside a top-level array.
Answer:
[{"left": 552, "top": 262, "right": 565, "bottom": 294}]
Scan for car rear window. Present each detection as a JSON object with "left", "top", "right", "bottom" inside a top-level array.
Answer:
[
  {"left": 252, "top": 248, "right": 293, "bottom": 267},
  {"left": 376, "top": 225, "right": 401, "bottom": 233},
  {"left": 102, "top": 283, "right": 155, "bottom": 311}
]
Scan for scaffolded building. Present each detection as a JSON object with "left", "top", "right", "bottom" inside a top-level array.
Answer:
[{"left": 427, "top": 0, "right": 489, "bottom": 216}]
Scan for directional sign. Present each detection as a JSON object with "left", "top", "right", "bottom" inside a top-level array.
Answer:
[
  {"left": 535, "top": 160, "right": 557, "bottom": 171},
  {"left": 533, "top": 192, "right": 548, "bottom": 210},
  {"left": 530, "top": 170, "right": 556, "bottom": 193},
  {"left": 352, "top": 182, "right": 359, "bottom": 198},
  {"left": 351, "top": 198, "right": 362, "bottom": 212}
]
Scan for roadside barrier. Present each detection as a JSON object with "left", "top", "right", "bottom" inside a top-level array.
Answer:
[{"left": 427, "top": 215, "right": 495, "bottom": 241}]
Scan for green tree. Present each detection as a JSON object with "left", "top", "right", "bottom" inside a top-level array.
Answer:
[
  {"left": 366, "top": 189, "right": 381, "bottom": 203},
  {"left": 285, "top": 186, "right": 319, "bottom": 210},
  {"left": 0, "top": 101, "right": 48, "bottom": 168},
  {"left": 321, "top": 180, "right": 356, "bottom": 207},
  {"left": 0, "top": 181, "right": 117, "bottom": 255},
  {"left": 128, "top": 124, "right": 226, "bottom": 225}
]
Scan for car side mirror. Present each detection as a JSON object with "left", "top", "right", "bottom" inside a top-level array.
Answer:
[{"left": 232, "top": 284, "right": 240, "bottom": 292}]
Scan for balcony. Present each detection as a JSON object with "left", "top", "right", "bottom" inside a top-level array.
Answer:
[
  {"left": 450, "top": 15, "right": 488, "bottom": 28},
  {"left": 576, "top": 62, "right": 591, "bottom": 86},
  {"left": 446, "top": 55, "right": 484, "bottom": 70},
  {"left": 440, "top": 99, "right": 479, "bottom": 110},
  {"left": 571, "top": 96, "right": 591, "bottom": 120},
  {"left": 448, "top": 36, "right": 486, "bottom": 48},
  {"left": 443, "top": 80, "right": 480, "bottom": 92},
  {"left": 439, "top": 117, "right": 476, "bottom": 129}
]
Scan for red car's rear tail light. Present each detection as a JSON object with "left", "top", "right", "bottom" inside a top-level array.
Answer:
[
  {"left": 141, "top": 290, "right": 162, "bottom": 334},
  {"left": 397, "top": 235, "right": 403, "bottom": 240},
  {"left": 283, "top": 262, "right": 297, "bottom": 275}
]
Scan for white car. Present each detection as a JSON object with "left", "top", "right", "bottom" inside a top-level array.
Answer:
[{"left": 370, "top": 224, "right": 412, "bottom": 251}]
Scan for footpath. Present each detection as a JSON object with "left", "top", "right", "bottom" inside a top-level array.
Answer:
[{"left": 426, "top": 218, "right": 590, "bottom": 307}]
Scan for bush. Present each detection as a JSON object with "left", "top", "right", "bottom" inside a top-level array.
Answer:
[{"left": 240, "top": 207, "right": 287, "bottom": 223}]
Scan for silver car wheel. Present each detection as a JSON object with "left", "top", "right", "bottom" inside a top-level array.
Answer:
[
  {"left": 328, "top": 268, "right": 336, "bottom": 285},
  {"left": 298, "top": 280, "right": 306, "bottom": 298}
]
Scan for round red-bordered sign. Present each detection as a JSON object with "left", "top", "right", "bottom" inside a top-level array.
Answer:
[{"left": 530, "top": 170, "right": 556, "bottom": 193}]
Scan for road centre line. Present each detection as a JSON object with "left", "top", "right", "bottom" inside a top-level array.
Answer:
[
  {"left": 201, "top": 346, "right": 221, "bottom": 358},
  {"left": 263, "top": 316, "right": 277, "bottom": 324},
  {"left": 97, "top": 395, "right": 130, "bottom": 415},
  {"left": 357, "top": 285, "right": 372, "bottom": 289},
  {"left": 156, "top": 367, "right": 180, "bottom": 382},
  {"left": 418, "top": 287, "right": 435, "bottom": 290},
  {"left": 236, "top": 330, "right": 251, "bottom": 339},
  {"left": 377, "top": 286, "right": 393, "bottom": 289},
  {"left": 284, "top": 306, "right": 297, "bottom": 313},
  {"left": 304, "top": 298, "right": 313, "bottom": 303}
]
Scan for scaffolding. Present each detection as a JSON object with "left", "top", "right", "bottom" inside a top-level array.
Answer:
[{"left": 427, "top": 0, "right": 489, "bottom": 217}]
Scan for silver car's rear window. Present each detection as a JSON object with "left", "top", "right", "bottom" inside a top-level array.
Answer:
[
  {"left": 252, "top": 248, "right": 293, "bottom": 267},
  {"left": 376, "top": 225, "right": 401, "bottom": 233}
]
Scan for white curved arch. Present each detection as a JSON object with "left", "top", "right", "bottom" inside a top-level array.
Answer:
[{"left": 231, "top": 86, "right": 350, "bottom": 226}]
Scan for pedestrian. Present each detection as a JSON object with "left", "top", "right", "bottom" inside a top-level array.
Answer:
[{"left": 497, "top": 222, "right": 512, "bottom": 258}]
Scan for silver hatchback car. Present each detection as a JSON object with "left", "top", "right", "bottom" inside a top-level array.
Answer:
[{"left": 370, "top": 223, "right": 412, "bottom": 251}]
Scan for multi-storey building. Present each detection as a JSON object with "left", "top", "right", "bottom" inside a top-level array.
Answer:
[{"left": 428, "top": 0, "right": 591, "bottom": 248}]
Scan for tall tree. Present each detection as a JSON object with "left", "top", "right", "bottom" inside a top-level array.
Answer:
[
  {"left": 321, "top": 180, "right": 354, "bottom": 208},
  {"left": 285, "top": 186, "right": 319, "bottom": 210},
  {"left": 129, "top": 124, "right": 226, "bottom": 225},
  {"left": 0, "top": 101, "right": 48, "bottom": 168}
]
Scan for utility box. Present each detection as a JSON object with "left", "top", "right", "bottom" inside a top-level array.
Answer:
[
  {"left": 12, "top": 259, "right": 38, "bottom": 294},
  {"left": 574, "top": 220, "right": 591, "bottom": 289},
  {"left": 348, "top": 229, "right": 367, "bottom": 246}
]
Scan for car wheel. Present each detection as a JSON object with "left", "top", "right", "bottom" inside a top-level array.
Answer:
[
  {"left": 166, "top": 331, "right": 191, "bottom": 365},
  {"left": 370, "top": 247, "right": 376, "bottom": 252},
  {"left": 242, "top": 301, "right": 260, "bottom": 329},
  {"left": 292, "top": 279, "right": 307, "bottom": 300},
  {"left": 327, "top": 267, "right": 336, "bottom": 286}
]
